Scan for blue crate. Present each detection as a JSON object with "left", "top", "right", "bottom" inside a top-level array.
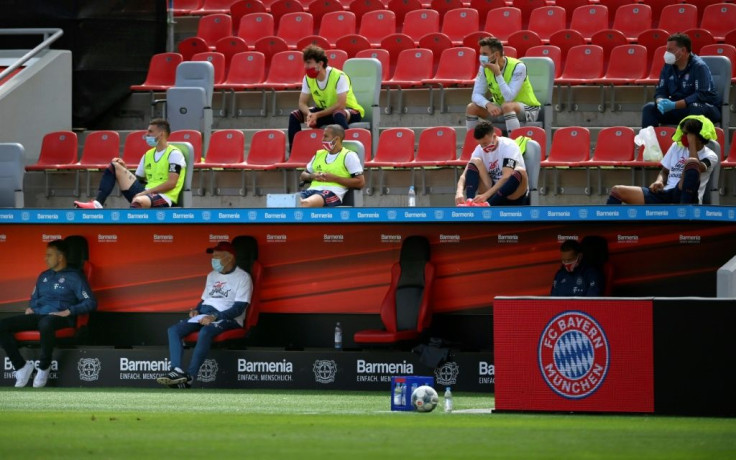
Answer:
[{"left": 390, "top": 375, "right": 435, "bottom": 411}]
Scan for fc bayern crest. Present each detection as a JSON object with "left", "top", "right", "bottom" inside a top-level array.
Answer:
[{"left": 538, "top": 311, "right": 609, "bottom": 400}]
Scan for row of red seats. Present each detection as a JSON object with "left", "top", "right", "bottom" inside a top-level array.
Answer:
[
  {"left": 191, "top": 3, "right": 736, "bottom": 49},
  {"left": 131, "top": 41, "right": 735, "bottom": 96}
]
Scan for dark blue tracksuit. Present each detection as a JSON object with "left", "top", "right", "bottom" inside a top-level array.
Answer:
[{"left": 551, "top": 264, "right": 603, "bottom": 297}]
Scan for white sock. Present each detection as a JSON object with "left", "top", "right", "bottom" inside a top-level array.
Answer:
[
  {"left": 504, "top": 112, "right": 521, "bottom": 135},
  {"left": 466, "top": 116, "right": 479, "bottom": 132}
]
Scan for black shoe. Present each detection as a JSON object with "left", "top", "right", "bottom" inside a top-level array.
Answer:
[
  {"left": 156, "top": 368, "right": 190, "bottom": 386},
  {"left": 168, "top": 381, "right": 192, "bottom": 389}
]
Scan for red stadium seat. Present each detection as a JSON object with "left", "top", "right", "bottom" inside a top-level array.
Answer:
[
  {"left": 237, "top": 13, "right": 275, "bottom": 46},
  {"left": 636, "top": 45, "right": 666, "bottom": 85},
  {"left": 724, "top": 29, "right": 736, "bottom": 49},
  {"left": 386, "top": 0, "right": 424, "bottom": 30},
  {"left": 599, "top": 45, "right": 648, "bottom": 84},
  {"left": 277, "top": 12, "right": 314, "bottom": 47},
  {"left": 122, "top": 131, "right": 149, "bottom": 168},
  {"left": 356, "top": 48, "right": 391, "bottom": 80},
  {"left": 548, "top": 29, "right": 586, "bottom": 61},
  {"left": 244, "top": 129, "right": 286, "bottom": 170},
  {"left": 169, "top": 130, "right": 204, "bottom": 165},
  {"left": 73, "top": 131, "right": 120, "bottom": 171},
  {"left": 597, "top": 0, "right": 633, "bottom": 25},
  {"left": 296, "top": 35, "right": 332, "bottom": 50},
  {"left": 507, "top": 30, "right": 543, "bottom": 59},
  {"left": 275, "top": 129, "right": 324, "bottom": 168},
  {"left": 307, "top": 0, "right": 344, "bottom": 33},
  {"left": 658, "top": 4, "right": 697, "bottom": 35},
  {"left": 231, "top": 1, "right": 268, "bottom": 34},
  {"left": 700, "top": 3, "right": 736, "bottom": 42},
  {"left": 590, "top": 29, "right": 628, "bottom": 63},
  {"left": 253, "top": 36, "right": 289, "bottom": 68},
  {"left": 423, "top": 46, "right": 476, "bottom": 85},
  {"left": 554, "top": 0, "right": 590, "bottom": 23},
  {"left": 318, "top": 11, "right": 356, "bottom": 46},
  {"left": 26, "top": 131, "right": 78, "bottom": 171},
  {"left": 413, "top": 126, "right": 457, "bottom": 166},
  {"left": 336, "top": 34, "right": 372, "bottom": 58},
  {"left": 682, "top": 28, "right": 715, "bottom": 54},
  {"left": 418, "top": 33, "right": 453, "bottom": 74},
  {"left": 525, "top": 45, "right": 562, "bottom": 79},
  {"left": 244, "top": 50, "right": 303, "bottom": 90},
  {"left": 197, "top": 14, "right": 233, "bottom": 48},
  {"left": 196, "top": 0, "right": 240, "bottom": 15},
  {"left": 528, "top": 6, "right": 567, "bottom": 43},
  {"left": 463, "top": 31, "right": 493, "bottom": 50},
  {"left": 380, "top": 33, "right": 416, "bottom": 76},
  {"left": 359, "top": 10, "right": 396, "bottom": 47},
  {"left": 543, "top": 126, "right": 590, "bottom": 167},
  {"left": 512, "top": 0, "right": 547, "bottom": 29},
  {"left": 192, "top": 51, "right": 227, "bottom": 84},
  {"left": 569, "top": 5, "right": 609, "bottom": 41},
  {"left": 348, "top": 0, "right": 386, "bottom": 29},
  {"left": 471, "top": 0, "right": 510, "bottom": 30},
  {"left": 130, "top": 53, "right": 183, "bottom": 92},
  {"left": 270, "top": 0, "right": 305, "bottom": 29},
  {"left": 403, "top": 9, "right": 440, "bottom": 44},
  {"left": 178, "top": 37, "right": 210, "bottom": 61},
  {"left": 383, "top": 48, "right": 433, "bottom": 88},
  {"left": 441, "top": 8, "right": 480, "bottom": 46},
  {"left": 484, "top": 7, "right": 522, "bottom": 43},
  {"left": 557, "top": 45, "right": 605, "bottom": 85},
  {"left": 636, "top": 29, "right": 669, "bottom": 53},
  {"left": 430, "top": 0, "right": 465, "bottom": 20},
  {"left": 170, "top": 0, "right": 203, "bottom": 16},
  {"left": 196, "top": 129, "right": 246, "bottom": 195},
  {"left": 345, "top": 128, "right": 373, "bottom": 160},
  {"left": 215, "top": 51, "right": 266, "bottom": 90},
  {"left": 585, "top": 126, "right": 637, "bottom": 194},
  {"left": 511, "top": 126, "right": 546, "bottom": 159},
  {"left": 365, "top": 128, "right": 415, "bottom": 167},
  {"left": 326, "top": 49, "right": 349, "bottom": 70},
  {"left": 215, "top": 36, "right": 249, "bottom": 72},
  {"left": 700, "top": 44, "right": 736, "bottom": 82},
  {"left": 642, "top": 0, "right": 682, "bottom": 28},
  {"left": 612, "top": 4, "right": 652, "bottom": 42}
]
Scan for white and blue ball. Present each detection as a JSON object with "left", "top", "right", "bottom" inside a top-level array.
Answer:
[{"left": 411, "top": 385, "right": 439, "bottom": 412}]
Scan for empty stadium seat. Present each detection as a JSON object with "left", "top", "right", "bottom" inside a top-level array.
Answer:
[
  {"left": 253, "top": 36, "right": 289, "bottom": 67},
  {"left": 169, "top": 130, "right": 204, "bottom": 167},
  {"left": 25, "top": 131, "right": 79, "bottom": 197},
  {"left": 122, "top": 130, "right": 149, "bottom": 170},
  {"left": 700, "top": 3, "right": 736, "bottom": 42},
  {"left": 599, "top": 44, "right": 648, "bottom": 84},
  {"left": 296, "top": 35, "right": 332, "bottom": 51},
  {"left": 636, "top": 29, "right": 669, "bottom": 53},
  {"left": 701, "top": 55, "right": 731, "bottom": 139},
  {"left": 511, "top": 125, "right": 546, "bottom": 159},
  {"left": 130, "top": 53, "right": 183, "bottom": 92},
  {"left": 354, "top": 236, "right": 434, "bottom": 345},
  {"left": 343, "top": 57, "right": 382, "bottom": 157},
  {"left": 69, "top": 131, "right": 121, "bottom": 196},
  {"left": 423, "top": 47, "right": 476, "bottom": 112},
  {"left": 195, "top": 129, "right": 246, "bottom": 196},
  {"left": 590, "top": 29, "right": 628, "bottom": 63},
  {"left": 13, "top": 235, "right": 93, "bottom": 344},
  {"left": 355, "top": 49, "right": 391, "bottom": 80},
  {"left": 418, "top": 33, "right": 453, "bottom": 73},
  {"left": 326, "top": 49, "right": 349, "bottom": 70},
  {"left": 484, "top": 7, "right": 522, "bottom": 43},
  {"left": 403, "top": 9, "right": 440, "bottom": 44},
  {"left": 270, "top": 0, "right": 305, "bottom": 29},
  {"left": 682, "top": 28, "right": 715, "bottom": 54},
  {"left": 525, "top": 45, "right": 562, "bottom": 78},
  {"left": 0, "top": 143, "right": 24, "bottom": 208},
  {"left": 349, "top": 0, "right": 386, "bottom": 28},
  {"left": 441, "top": 8, "right": 480, "bottom": 46},
  {"left": 380, "top": 33, "right": 416, "bottom": 76},
  {"left": 569, "top": 5, "right": 609, "bottom": 41},
  {"left": 231, "top": 0, "right": 268, "bottom": 33},
  {"left": 507, "top": 30, "right": 543, "bottom": 59},
  {"left": 246, "top": 50, "right": 303, "bottom": 90},
  {"left": 335, "top": 34, "right": 372, "bottom": 58},
  {"left": 277, "top": 12, "right": 314, "bottom": 47},
  {"left": 548, "top": 29, "right": 586, "bottom": 61},
  {"left": 242, "top": 129, "right": 287, "bottom": 195},
  {"left": 197, "top": 14, "right": 233, "bottom": 48},
  {"left": 519, "top": 56, "right": 555, "bottom": 141},
  {"left": 431, "top": 0, "right": 464, "bottom": 19},
  {"left": 192, "top": 52, "right": 226, "bottom": 85},
  {"left": 215, "top": 36, "right": 249, "bottom": 72},
  {"left": 387, "top": 0, "right": 423, "bottom": 29},
  {"left": 512, "top": 0, "right": 547, "bottom": 29},
  {"left": 541, "top": 127, "right": 591, "bottom": 194},
  {"left": 365, "top": 128, "right": 415, "bottom": 194},
  {"left": 557, "top": 45, "right": 605, "bottom": 85},
  {"left": 215, "top": 51, "right": 266, "bottom": 90},
  {"left": 184, "top": 236, "right": 262, "bottom": 346},
  {"left": 237, "top": 12, "right": 275, "bottom": 46},
  {"left": 276, "top": 129, "right": 324, "bottom": 169},
  {"left": 319, "top": 11, "right": 357, "bottom": 46},
  {"left": 528, "top": 6, "right": 567, "bottom": 43},
  {"left": 413, "top": 126, "right": 457, "bottom": 167},
  {"left": 197, "top": 0, "right": 241, "bottom": 15},
  {"left": 345, "top": 128, "right": 373, "bottom": 161},
  {"left": 658, "top": 4, "right": 697, "bottom": 35},
  {"left": 383, "top": 48, "right": 434, "bottom": 114},
  {"left": 471, "top": 0, "right": 509, "bottom": 30},
  {"left": 700, "top": 44, "right": 736, "bottom": 83},
  {"left": 636, "top": 45, "right": 666, "bottom": 85},
  {"left": 611, "top": 3, "right": 652, "bottom": 42},
  {"left": 170, "top": 0, "right": 203, "bottom": 16},
  {"left": 630, "top": 126, "right": 675, "bottom": 174},
  {"left": 359, "top": 10, "right": 396, "bottom": 47},
  {"left": 307, "top": 0, "right": 344, "bottom": 32},
  {"left": 585, "top": 126, "right": 637, "bottom": 195},
  {"left": 462, "top": 31, "right": 493, "bottom": 50},
  {"left": 597, "top": 0, "right": 633, "bottom": 24},
  {"left": 178, "top": 37, "right": 210, "bottom": 61}
]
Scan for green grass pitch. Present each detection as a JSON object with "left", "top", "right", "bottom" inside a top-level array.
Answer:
[{"left": 1, "top": 388, "right": 735, "bottom": 459}]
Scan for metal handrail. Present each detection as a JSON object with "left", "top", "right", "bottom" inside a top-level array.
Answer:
[{"left": 0, "top": 28, "right": 64, "bottom": 82}]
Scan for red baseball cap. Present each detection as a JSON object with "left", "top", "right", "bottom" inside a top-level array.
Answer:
[{"left": 205, "top": 242, "right": 236, "bottom": 257}]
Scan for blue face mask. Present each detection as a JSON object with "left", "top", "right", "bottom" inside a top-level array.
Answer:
[
  {"left": 211, "top": 258, "right": 225, "bottom": 273},
  {"left": 145, "top": 135, "right": 158, "bottom": 147}
]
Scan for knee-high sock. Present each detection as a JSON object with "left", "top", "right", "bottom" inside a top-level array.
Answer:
[
  {"left": 488, "top": 171, "right": 521, "bottom": 205},
  {"left": 287, "top": 110, "right": 304, "bottom": 151},
  {"left": 606, "top": 188, "right": 623, "bottom": 205},
  {"left": 466, "top": 116, "right": 479, "bottom": 132},
  {"left": 95, "top": 163, "right": 117, "bottom": 205},
  {"left": 332, "top": 111, "right": 350, "bottom": 129},
  {"left": 504, "top": 111, "right": 520, "bottom": 135},
  {"left": 464, "top": 163, "right": 480, "bottom": 199},
  {"left": 680, "top": 163, "right": 701, "bottom": 204}
]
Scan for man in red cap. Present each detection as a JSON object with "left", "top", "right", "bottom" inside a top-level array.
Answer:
[{"left": 157, "top": 241, "right": 252, "bottom": 388}]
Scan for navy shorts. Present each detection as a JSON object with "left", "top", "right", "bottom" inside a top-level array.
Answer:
[
  {"left": 123, "top": 180, "right": 171, "bottom": 208},
  {"left": 641, "top": 186, "right": 683, "bottom": 204},
  {"left": 300, "top": 189, "right": 342, "bottom": 207}
]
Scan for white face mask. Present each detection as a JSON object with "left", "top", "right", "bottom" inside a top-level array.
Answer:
[{"left": 663, "top": 51, "right": 677, "bottom": 65}]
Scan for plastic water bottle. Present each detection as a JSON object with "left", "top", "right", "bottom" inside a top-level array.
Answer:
[
  {"left": 334, "top": 322, "right": 343, "bottom": 349},
  {"left": 407, "top": 186, "right": 416, "bottom": 207},
  {"left": 444, "top": 387, "right": 454, "bottom": 413},
  {"left": 393, "top": 383, "right": 403, "bottom": 406}
]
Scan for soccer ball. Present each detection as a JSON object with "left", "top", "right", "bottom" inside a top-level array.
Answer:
[{"left": 411, "top": 385, "right": 439, "bottom": 412}]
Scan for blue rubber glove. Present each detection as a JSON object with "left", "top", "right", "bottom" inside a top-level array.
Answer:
[{"left": 657, "top": 99, "right": 675, "bottom": 114}]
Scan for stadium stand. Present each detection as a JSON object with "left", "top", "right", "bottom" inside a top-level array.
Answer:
[
  {"left": 548, "top": 29, "right": 586, "bottom": 61},
  {"left": 658, "top": 4, "right": 698, "bottom": 34},
  {"left": 335, "top": 34, "right": 372, "bottom": 58},
  {"left": 197, "top": 0, "right": 241, "bottom": 15},
  {"left": 636, "top": 29, "right": 669, "bottom": 53},
  {"left": 528, "top": 6, "right": 567, "bottom": 43},
  {"left": 441, "top": 8, "right": 480, "bottom": 46},
  {"left": 197, "top": 14, "right": 233, "bottom": 49},
  {"left": 129, "top": 53, "right": 183, "bottom": 92},
  {"left": 584, "top": 126, "right": 637, "bottom": 195},
  {"left": 700, "top": 2, "right": 736, "bottom": 42},
  {"left": 506, "top": 30, "right": 542, "bottom": 59},
  {"left": 365, "top": 128, "right": 416, "bottom": 195},
  {"left": 418, "top": 33, "right": 454, "bottom": 74},
  {"left": 525, "top": 46, "right": 562, "bottom": 79},
  {"left": 386, "top": 0, "right": 423, "bottom": 29},
  {"left": 484, "top": 7, "right": 522, "bottom": 43},
  {"left": 307, "top": 0, "right": 344, "bottom": 33},
  {"left": 70, "top": 131, "right": 121, "bottom": 197},
  {"left": 192, "top": 51, "right": 227, "bottom": 84},
  {"left": 231, "top": 0, "right": 268, "bottom": 31},
  {"left": 194, "top": 129, "right": 246, "bottom": 196},
  {"left": 358, "top": 10, "right": 396, "bottom": 46},
  {"left": 590, "top": 29, "right": 629, "bottom": 63},
  {"left": 355, "top": 48, "right": 390, "bottom": 80},
  {"left": 471, "top": 0, "right": 509, "bottom": 30},
  {"left": 277, "top": 12, "right": 314, "bottom": 47},
  {"left": 700, "top": 44, "right": 736, "bottom": 83},
  {"left": 611, "top": 3, "right": 652, "bottom": 42},
  {"left": 242, "top": 129, "right": 286, "bottom": 195},
  {"left": 237, "top": 12, "right": 275, "bottom": 46},
  {"left": 511, "top": 0, "right": 547, "bottom": 29},
  {"left": 318, "top": 11, "right": 357, "bottom": 47},
  {"left": 541, "top": 126, "right": 591, "bottom": 195},
  {"left": 178, "top": 36, "right": 210, "bottom": 61},
  {"left": 403, "top": 9, "right": 441, "bottom": 45},
  {"left": 382, "top": 48, "right": 434, "bottom": 114},
  {"left": 25, "top": 131, "right": 79, "bottom": 197},
  {"left": 569, "top": 5, "right": 609, "bottom": 42}
]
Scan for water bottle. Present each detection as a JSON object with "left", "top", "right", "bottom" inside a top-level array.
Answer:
[
  {"left": 444, "top": 387, "right": 454, "bottom": 413},
  {"left": 407, "top": 186, "right": 416, "bottom": 207},
  {"left": 334, "top": 322, "right": 343, "bottom": 349},
  {"left": 393, "top": 383, "right": 403, "bottom": 406}
]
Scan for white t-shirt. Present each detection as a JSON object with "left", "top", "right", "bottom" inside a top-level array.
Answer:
[
  {"left": 301, "top": 67, "right": 349, "bottom": 95},
  {"left": 135, "top": 146, "right": 187, "bottom": 206},
  {"left": 470, "top": 136, "right": 527, "bottom": 187},
  {"left": 201, "top": 266, "right": 253, "bottom": 326},
  {"left": 306, "top": 150, "right": 363, "bottom": 200},
  {"left": 660, "top": 143, "right": 718, "bottom": 204}
]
